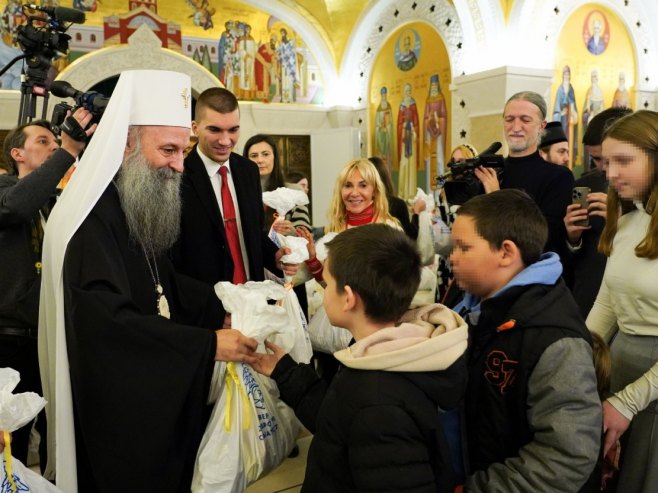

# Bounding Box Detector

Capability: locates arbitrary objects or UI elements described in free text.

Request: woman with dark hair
[369,155,422,239]
[243,134,311,327]
[243,134,312,233]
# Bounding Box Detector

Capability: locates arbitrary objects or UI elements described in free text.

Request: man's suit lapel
[186,148,225,235]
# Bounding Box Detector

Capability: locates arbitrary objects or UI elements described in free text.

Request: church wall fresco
[369,22,451,199]
[0,0,324,104]
[549,3,635,169]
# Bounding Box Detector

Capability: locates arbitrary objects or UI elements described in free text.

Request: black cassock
[62,185,223,492]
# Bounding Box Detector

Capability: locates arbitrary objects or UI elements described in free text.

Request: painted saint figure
[238,23,257,100]
[423,74,447,185]
[397,35,418,72]
[586,18,607,55]
[612,71,631,108]
[277,28,298,103]
[397,83,420,199]
[374,87,395,172]
[217,20,237,90]
[552,65,578,159]
[255,34,278,102]
[582,69,605,128]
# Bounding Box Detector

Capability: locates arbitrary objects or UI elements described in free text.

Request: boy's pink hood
[334,304,468,372]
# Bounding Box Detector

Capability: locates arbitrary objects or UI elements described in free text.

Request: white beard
[116,144,182,256]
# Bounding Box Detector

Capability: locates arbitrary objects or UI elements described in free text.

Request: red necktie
[218,166,247,284]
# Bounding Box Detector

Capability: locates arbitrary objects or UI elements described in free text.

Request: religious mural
[550,4,635,170]
[369,23,450,198]
[0,0,324,104]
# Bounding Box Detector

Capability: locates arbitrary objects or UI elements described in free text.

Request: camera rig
[0,4,85,125]
[437,152,505,206]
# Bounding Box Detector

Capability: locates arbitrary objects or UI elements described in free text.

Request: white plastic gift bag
[0,368,63,493]
[414,188,436,265]
[262,188,310,285]
[307,305,352,354]
[193,281,313,493]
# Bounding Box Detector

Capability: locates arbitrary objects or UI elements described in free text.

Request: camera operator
[0,107,96,470]
[474,91,574,258]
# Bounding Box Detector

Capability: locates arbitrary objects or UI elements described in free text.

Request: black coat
[566,169,608,317]
[388,194,418,240]
[63,185,222,492]
[272,354,466,493]
[503,152,574,258]
[171,147,280,296]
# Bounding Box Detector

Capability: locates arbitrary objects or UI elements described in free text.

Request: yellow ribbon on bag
[224,362,251,432]
[3,430,17,493]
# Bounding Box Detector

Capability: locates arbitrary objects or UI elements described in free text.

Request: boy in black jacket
[450,189,601,491]
[252,224,468,492]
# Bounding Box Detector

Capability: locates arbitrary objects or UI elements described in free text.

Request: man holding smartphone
[563,107,632,316]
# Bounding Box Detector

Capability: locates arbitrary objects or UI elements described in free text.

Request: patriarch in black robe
[39,70,258,493]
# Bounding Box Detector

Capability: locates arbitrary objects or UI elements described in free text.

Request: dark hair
[368,156,395,196]
[2,120,53,175]
[456,189,548,266]
[285,170,307,184]
[325,224,420,323]
[582,107,633,146]
[243,134,284,192]
[195,87,239,120]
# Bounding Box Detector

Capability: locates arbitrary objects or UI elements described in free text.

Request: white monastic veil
[38,70,192,491]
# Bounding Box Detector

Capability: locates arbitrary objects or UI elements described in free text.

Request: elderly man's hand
[474,166,500,193]
[215,329,258,364]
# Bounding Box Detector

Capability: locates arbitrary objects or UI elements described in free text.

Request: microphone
[478,141,502,156]
[24,4,86,24]
[50,80,109,114]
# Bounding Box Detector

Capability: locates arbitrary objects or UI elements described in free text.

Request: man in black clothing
[474,91,574,258]
[0,110,94,469]
[563,107,632,317]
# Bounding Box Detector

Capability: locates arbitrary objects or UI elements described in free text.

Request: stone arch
[56,24,220,98]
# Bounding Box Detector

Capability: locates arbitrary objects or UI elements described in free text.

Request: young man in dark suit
[172,88,296,317]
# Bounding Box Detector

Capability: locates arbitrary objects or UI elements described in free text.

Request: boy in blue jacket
[450,189,601,492]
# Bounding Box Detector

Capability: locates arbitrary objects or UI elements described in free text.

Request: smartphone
[572,187,591,227]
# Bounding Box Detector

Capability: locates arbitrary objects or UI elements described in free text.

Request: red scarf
[346,203,375,227]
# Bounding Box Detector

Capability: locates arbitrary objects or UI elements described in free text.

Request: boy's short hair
[456,189,547,266]
[325,224,420,323]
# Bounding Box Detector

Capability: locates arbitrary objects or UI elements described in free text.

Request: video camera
[439,142,505,205]
[50,81,109,134]
[15,4,85,86]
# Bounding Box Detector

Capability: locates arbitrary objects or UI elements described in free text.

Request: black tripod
[0,52,53,126]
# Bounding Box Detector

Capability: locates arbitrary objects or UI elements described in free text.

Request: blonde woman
[300,158,400,281]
